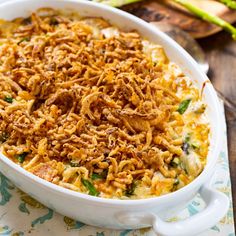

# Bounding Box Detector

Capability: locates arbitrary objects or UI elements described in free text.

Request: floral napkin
[0,102,235,236]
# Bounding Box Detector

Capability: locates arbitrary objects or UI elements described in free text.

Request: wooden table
[199,32,236,225]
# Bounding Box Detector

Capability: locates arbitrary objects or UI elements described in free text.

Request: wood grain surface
[122,0,236,38]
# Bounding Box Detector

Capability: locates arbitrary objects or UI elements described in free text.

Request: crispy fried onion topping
[0,9,204,199]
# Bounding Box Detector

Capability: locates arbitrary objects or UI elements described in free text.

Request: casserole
[0,0,229,235]
[0,7,211,199]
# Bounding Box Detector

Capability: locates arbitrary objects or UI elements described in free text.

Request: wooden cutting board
[122,0,236,38]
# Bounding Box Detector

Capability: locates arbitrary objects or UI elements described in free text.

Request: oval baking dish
[0,0,229,235]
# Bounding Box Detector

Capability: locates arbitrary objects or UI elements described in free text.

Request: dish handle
[152,184,229,236]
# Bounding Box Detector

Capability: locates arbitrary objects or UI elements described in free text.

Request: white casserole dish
[0,0,229,235]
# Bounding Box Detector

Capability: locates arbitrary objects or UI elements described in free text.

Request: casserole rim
[0,0,222,206]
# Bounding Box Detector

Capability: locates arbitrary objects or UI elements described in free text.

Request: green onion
[174,178,180,186]
[81,178,99,196]
[18,37,30,45]
[184,134,190,143]
[91,173,102,180]
[50,18,59,26]
[91,170,108,180]
[16,152,29,163]
[4,96,13,103]
[170,157,180,167]
[125,182,136,197]
[0,132,9,143]
[177,99,191,114]
[70,161,80,167]
[191,142,200,149]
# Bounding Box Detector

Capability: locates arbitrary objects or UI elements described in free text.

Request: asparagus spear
[94,0,236,39]
[174,0,236,39]
[219,0,236,10]
[93,0,142,7]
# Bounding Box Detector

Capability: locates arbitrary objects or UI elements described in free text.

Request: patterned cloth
[0,102,235,236]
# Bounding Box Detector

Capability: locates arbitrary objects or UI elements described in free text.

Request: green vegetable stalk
[0,132,8,143]
[170,157,180,167]
[4,96,13,103]
[125,182,136,196]
[91,170,107,180]
[219,0,236,10]
[177,99,191,114]
[17,37,30,45]
[174,0,236,40]
[93,0,142,7]
[81,178,99,196]
[93,0,236,39]
[16,152,29,163]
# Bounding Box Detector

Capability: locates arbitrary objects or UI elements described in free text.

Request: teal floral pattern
[120,230,132,236]
[63,216,85,230]
[31,209,54,227]
[0,102,234,236]
[0,173,14,205]
[0,226,12,236]
[18,203,30,215]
